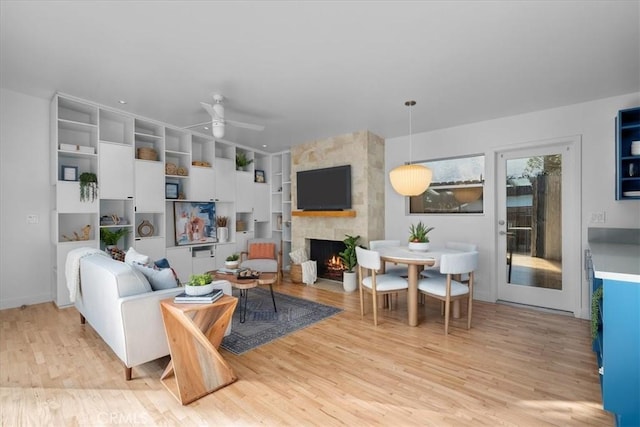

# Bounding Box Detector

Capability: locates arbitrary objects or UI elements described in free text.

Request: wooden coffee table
[212,271,278,323]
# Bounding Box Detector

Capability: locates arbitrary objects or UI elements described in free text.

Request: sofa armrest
[119,287,184,368]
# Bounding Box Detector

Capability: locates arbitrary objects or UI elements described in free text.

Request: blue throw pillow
[154,258,171,269]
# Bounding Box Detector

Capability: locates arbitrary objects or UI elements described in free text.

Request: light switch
[27,214,39,224]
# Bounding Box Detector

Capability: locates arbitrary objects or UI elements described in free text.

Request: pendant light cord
[406,100,416,165]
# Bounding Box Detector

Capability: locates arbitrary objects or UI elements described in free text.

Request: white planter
[343,271,357,292]
[184,283,214,296]
[225,260,239,269]
[408,242,430,252]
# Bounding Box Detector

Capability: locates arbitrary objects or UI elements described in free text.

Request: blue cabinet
[600,278,640,426]
[616,107,640,200]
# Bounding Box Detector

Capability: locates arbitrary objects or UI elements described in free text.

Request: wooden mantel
[292,210,356,218]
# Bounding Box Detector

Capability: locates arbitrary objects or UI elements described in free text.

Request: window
[409,154,485,214]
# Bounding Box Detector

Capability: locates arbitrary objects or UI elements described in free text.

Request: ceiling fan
[185,93,265,139]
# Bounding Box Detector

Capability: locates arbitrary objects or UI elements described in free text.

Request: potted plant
[216,216,229,242]
[408,221,435,252]
[79,172,98,202]
[339,234,361,292]
[235,151,254,171]
[100,227,130,249]
[225,253,240,269]
[185,273,214,296]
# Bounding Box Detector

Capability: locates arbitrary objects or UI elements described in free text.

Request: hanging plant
[79,172,98,202]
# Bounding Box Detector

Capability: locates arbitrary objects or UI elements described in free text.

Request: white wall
[0,88,53,309]
[385,92,640,318]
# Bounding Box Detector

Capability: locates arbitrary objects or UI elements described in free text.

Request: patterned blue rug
[221,287,342,355]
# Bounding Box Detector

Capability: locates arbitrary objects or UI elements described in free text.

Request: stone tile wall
[290,130,385,253]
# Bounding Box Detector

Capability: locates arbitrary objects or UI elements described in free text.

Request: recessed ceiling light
[118,100,127,104]
[204,126,209,130]
[262,144,267,148]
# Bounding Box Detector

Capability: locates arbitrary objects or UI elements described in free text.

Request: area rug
[221,288,342,355]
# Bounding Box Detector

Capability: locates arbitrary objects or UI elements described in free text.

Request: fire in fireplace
[310,239,347,281]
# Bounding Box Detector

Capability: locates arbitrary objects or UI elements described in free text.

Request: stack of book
[174,289,224,304]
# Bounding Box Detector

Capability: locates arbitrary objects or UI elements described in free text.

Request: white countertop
[590,242,640,283]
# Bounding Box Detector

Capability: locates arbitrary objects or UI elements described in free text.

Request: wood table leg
[407,265,418,326]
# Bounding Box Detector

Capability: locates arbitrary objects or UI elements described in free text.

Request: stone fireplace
[309,239,347,281]
[290,131,386,258]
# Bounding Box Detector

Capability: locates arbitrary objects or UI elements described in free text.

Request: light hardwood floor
[0,277,610,426]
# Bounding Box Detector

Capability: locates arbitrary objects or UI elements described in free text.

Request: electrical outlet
[590,211,606,223]
[27,214,39,224]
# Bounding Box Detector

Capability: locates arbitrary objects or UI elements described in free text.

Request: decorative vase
[184,283,214,296]
[408,242,430,252]
[343,271,357,292]
[218,227,229,243]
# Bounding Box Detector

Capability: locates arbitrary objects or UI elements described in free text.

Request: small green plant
[408,221,434,243]
[188,273,213,286]
[79,172,98,202]
[339,234,362,273]
[226,253,239,262]
[100,227,129,246]
[591,286,603,341]
[235,151,254,170]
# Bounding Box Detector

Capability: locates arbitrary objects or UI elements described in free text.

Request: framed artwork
[174,201,216,245]
[61,165,78,181]
[165,183,179,199]
[254,169,265,183]
[409,154,485,214]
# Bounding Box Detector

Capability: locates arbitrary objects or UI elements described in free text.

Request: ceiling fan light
[389,164,432,196]
[212,122,225,139]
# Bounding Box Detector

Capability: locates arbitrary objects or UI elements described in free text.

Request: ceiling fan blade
[226,119,265,132]
[184,119,213,129]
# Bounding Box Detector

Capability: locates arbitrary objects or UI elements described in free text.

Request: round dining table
[376,245,460,326]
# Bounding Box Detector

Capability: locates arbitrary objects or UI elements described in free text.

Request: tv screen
[296,165,351,210]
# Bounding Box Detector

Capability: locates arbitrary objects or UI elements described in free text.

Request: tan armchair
[240,238,282,285]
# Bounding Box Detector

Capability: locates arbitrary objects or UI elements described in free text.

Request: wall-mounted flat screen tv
[296,165,352,211]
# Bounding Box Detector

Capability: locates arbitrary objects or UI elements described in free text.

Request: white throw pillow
[132,262,179,291]
[125,247,150,265]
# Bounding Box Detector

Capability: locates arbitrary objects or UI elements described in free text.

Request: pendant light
[389,100,432,196]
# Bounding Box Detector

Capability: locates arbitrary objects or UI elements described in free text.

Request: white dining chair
[417,250,478,334]
[420,241,478,281]
[356,246,409,326]
[369,240,407,276]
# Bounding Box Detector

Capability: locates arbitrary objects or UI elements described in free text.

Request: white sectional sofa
[75,253,232,380]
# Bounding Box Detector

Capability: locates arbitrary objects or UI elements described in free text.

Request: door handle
[498,231,507,235]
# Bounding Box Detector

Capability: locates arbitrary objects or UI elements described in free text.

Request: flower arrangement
[408,221,435,243]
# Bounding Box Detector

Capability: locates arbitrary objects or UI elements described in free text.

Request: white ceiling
[2,1,639,153]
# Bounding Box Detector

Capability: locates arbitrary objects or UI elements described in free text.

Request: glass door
[496,138,579,313]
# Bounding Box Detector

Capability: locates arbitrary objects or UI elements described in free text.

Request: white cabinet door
[99,143,134,199]
[253,183,270,222]
[165,246,192,284]
[236,171,253,213]
[214,244,236,269]
[190,167,215,201]
[236,231,255,255]
[135,160,164,212]
[134,237,166,262]
[215,158,235,201]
